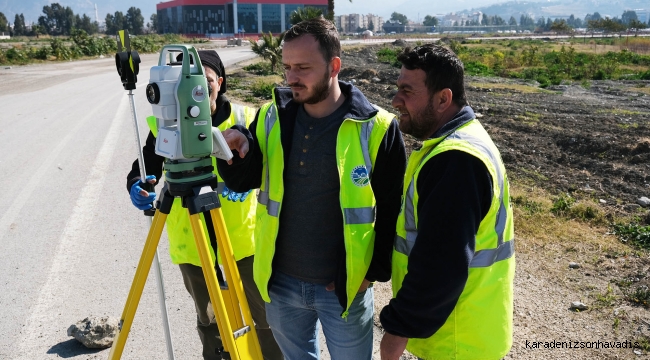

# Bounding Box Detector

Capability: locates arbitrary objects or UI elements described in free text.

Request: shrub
[568,203,602,222]
[377,47,400,68]
[243,62,277,76]
[551,193,575,215]
[624,286,650,308]
[511,195,544,215]
[5,47,28,64]
[612,223,650,250]
[464,61,494,76]
[250,79,276,99]
[50,38,73,60]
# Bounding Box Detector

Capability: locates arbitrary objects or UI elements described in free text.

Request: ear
[217,77,224,87]
[436,88,454,113]
[330,57,341,78]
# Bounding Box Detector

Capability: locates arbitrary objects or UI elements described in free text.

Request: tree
[481,14,489,25]
[75,14,97,34]
[13,14,26,36]
[520,14,534,27]
[149,13,158,33]
[493,15,505,26]
[0,12,7,32]
[550,19,572,33]
[326,0,352,21]
[31,24,44,37]
[509,16,517,26]
[585,12,602,23]
[105,11,126,35]
[390,12,408,25]
[38,3,75,35]
[628,19,647,36]
[249,32,284,73]
[621,10,638,25]
[423,15,438,27]
[126,7,144,35]
[368,19,374,31]
[289,7,323,25]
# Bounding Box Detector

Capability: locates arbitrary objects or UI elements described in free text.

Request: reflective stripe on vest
[394,130,513,268]
[256,105,377,225]
[257,105,281,217]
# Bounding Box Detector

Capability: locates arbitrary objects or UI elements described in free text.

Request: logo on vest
[351,165,370,187]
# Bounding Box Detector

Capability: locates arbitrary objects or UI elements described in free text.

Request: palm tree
[249,32,285,73]
[326,0,352,21]
[290,7,323,26]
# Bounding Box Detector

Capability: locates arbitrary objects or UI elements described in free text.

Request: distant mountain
[0,0,160,24]
[462,0,649,20]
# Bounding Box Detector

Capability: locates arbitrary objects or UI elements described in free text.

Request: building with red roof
[156,0,328,35]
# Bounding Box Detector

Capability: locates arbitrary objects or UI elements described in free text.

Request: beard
[399,96,438,140]
[289,69,331,105]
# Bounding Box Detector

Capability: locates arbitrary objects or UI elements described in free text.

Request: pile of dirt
[340,44,650,216]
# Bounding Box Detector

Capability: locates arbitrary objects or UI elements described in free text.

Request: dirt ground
[231,41,650,359]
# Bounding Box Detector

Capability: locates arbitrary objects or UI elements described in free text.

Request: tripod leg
[108,210,168,360]
[187,211,262,360]
[208,208,263,359]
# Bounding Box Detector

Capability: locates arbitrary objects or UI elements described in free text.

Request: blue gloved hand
[221,186,252,202]
[130,175,157,210]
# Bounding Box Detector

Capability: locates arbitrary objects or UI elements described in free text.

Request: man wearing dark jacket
[217,18,406,359]
[126,50,283,360]
[379,44,515,360]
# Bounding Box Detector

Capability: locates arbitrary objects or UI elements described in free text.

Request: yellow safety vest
[392,119,515,359]
[146,103,258,266]
[253,93,394,317]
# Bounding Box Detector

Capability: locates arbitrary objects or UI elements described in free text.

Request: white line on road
[0,93,120,245]
[16,93,128,358]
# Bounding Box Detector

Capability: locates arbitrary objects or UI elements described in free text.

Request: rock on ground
[67,316,119,349]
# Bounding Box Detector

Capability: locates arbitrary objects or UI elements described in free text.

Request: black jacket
[217,82,406,309]
[380,107,494,338]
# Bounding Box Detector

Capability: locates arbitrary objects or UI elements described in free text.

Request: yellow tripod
[108,178,263,360]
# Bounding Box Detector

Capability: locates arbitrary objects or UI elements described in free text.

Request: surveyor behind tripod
[125,50,283,360]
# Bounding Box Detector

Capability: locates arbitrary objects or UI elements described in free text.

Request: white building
[335,13,383,33]
[633,9,649,24]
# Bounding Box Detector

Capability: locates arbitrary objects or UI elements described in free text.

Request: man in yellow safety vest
[379,44,515,360]
[217,18,407,359]
[126,50,283,360]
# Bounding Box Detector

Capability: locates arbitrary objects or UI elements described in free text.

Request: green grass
[242,62,279,76]
[594,284,618,307]
[250,79,276,99]
[612,223,650,250]
[625,286,650,308]
[511,195,545,215]
[376,47,400,68]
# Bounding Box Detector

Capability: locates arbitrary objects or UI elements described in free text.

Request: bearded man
[217,17,407,360]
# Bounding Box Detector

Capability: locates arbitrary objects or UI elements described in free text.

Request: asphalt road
[0,46,259,360]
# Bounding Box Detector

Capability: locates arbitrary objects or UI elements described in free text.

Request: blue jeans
[265,271,374,360]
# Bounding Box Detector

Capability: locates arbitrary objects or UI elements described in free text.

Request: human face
[282,35,333,104]
[204,67,223,115]
[392,67,438,140]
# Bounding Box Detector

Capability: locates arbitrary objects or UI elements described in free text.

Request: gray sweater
[273,99,352,284]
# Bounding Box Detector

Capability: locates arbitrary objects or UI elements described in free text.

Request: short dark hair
[284,17,340,63]
[397,44,467,107]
